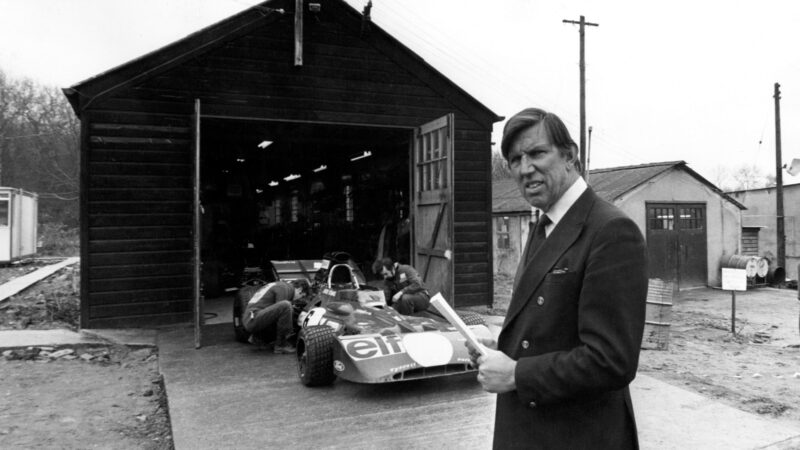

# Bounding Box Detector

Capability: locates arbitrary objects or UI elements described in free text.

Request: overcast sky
[1,0,799,186]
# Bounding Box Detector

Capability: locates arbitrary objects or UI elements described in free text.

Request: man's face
[380,266,394,279]
[506,123,578,212]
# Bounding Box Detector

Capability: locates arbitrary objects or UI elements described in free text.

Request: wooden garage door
[646,203,707,289]
[412,114,454,303]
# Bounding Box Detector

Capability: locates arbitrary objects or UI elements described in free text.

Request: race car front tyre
[457,311,486,327]
[297,325,337,386]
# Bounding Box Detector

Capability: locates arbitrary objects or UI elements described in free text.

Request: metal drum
[755,257,770,279]
[720,255,759,278]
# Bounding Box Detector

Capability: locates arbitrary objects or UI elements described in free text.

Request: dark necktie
[512,214,552,292]
[526,214,551,263]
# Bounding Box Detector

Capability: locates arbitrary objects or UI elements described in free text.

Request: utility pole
[563,15,598,178]
[774,82,786,271]
[586,125,593,183]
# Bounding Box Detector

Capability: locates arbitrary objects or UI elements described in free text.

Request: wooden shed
[63,0,501,332]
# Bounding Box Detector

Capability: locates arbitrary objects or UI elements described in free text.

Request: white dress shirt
[539,176,587,237]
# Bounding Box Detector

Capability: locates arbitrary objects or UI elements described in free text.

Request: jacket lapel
[512,221,535,292]
[502,189,597,330]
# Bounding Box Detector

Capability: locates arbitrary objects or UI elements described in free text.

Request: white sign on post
[721,268,747,291]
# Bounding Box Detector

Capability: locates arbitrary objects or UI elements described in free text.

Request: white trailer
[0,187,38,264]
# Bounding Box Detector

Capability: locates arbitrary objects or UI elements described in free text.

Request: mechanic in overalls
[377,257,430,315]
[243,280,304,354]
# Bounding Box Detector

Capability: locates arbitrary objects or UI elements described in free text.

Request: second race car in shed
[294,252,490,386]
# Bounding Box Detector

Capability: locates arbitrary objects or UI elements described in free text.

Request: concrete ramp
[0,257,79,303]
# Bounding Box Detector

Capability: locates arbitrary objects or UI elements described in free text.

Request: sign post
[722,268,747,335]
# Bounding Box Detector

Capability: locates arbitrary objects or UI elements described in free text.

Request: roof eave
[64,0,287,115]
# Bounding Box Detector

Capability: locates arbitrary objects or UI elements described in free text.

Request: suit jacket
[494,187,648,450]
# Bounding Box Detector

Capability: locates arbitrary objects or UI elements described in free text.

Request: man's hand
[466,337,496,367]
[392,291,402,302]
[466,337,516,394]
[476,348,517,394]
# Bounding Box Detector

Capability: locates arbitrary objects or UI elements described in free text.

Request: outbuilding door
[646,203,707,289]
[412,115,454,303]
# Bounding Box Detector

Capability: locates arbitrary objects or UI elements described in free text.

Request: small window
[0,200,8,227]
[344,184,354,223]
[679,207,704,230]
[496,217,511,249]
[273,199,282,225]
[648,207,674,231]
[291,192,300,223]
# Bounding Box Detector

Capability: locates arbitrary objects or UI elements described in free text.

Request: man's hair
[291,278,310,296]
[372,257,394,275]
[500,108,581,173]
[379,257,394,271]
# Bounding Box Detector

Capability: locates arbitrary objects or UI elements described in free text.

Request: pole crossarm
[562,19,599,27]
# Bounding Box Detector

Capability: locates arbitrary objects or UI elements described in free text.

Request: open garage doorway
[197,117,413,326]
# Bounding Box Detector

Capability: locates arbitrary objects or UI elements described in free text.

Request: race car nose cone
[402,333,453,367]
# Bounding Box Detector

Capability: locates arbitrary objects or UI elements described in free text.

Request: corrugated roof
[588,161,680,201]
[493,160,746,213]
[492,178,530,214]
[727,181,800,195]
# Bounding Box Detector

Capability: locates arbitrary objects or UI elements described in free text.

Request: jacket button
[529,401,537,408]
[521,340,530,349]
[537,296,545,306]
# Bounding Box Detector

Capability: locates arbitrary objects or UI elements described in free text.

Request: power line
[221,0,644,167]
[372,2,642,166]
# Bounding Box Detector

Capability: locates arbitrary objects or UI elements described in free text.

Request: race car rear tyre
[457,311,486,326]
[233,285,258,343]
[297,325,337,386]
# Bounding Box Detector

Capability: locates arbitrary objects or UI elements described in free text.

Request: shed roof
[63,0,501,125]
[493,160,746,214]
[727,181,800,196]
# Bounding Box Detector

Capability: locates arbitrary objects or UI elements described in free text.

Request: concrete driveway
[159,323,495,449]
[158,316,800,449]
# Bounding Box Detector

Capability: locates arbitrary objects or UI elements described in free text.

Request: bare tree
[729,164,772,192]
[710,165,733,191]
[492,149,510,180]
[0,69,79,226]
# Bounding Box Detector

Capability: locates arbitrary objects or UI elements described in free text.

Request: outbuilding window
[679,207,704,230]
[648,207,674,230]
[496,216,510,249]
[0,198,8,227]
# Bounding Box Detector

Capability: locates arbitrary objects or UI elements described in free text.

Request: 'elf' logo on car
[344,335,404,360]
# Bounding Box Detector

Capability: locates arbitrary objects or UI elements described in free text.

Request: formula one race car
[295,252,490,386]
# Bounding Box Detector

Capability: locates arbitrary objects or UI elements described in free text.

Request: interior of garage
[199,118,413,297]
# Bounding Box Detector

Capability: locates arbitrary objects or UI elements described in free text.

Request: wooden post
[193,99,203,349]
[294,0,304,66]
[774,82,785,270]
[731,290,736,334]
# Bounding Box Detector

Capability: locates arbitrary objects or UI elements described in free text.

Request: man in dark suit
[469,108,648,449]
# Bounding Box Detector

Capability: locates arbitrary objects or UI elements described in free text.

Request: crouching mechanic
[378,257,430,315]
[243,280,305,354]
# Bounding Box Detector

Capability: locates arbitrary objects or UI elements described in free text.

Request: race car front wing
[332,328,488,383]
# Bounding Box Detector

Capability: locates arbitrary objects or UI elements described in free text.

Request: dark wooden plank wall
[84,111,194,327]
[84,4,493,326]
